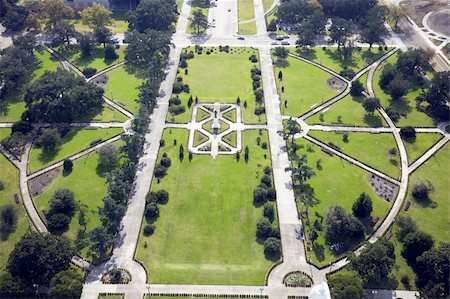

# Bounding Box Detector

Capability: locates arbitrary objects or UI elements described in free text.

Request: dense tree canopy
[23,69,103,123]
[2,4,30,31]
[328,271,365,299]
[48,269,84,298]
[319,0,376,20]
[36,0,74,30]
[127,0,176,32]
[8,232,75,285]
[402,231,434,262]
[352,193,373,218]
[80,3,113,30]
[125,29,172,66]
[325,206,364,245]
[421,71,449,121]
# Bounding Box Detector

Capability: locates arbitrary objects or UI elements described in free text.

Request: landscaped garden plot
[170,47,265,124]
[308,131,400,179]
[274,55,342,116]
[32,141,123,259]
[292,138,391,267]
[296,47,388,74]
[306,95,387,127]
[403,133,442,164]
[187,0,209,34]
[29,127,124,173]
[372,53,435,127]
[102,65,144,115]
[238,0,256,35]
[0,153,28,274]
[55,45,126,72]
[136,129,277,285]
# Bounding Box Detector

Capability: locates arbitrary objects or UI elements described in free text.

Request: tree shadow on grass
[296,48,317,61]
[274,60,290,68]
[37,129,80,165]
[324,49,358,70]
[361,49,384,65]
[364,113,384,127]
[0,226,16,241]
[312,243,325,262]
[388,98,412,116]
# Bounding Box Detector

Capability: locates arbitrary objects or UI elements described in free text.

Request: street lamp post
[146,286,151,299]
[260,287,264,298]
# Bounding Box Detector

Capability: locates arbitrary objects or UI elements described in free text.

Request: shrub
[49,189,76,216]
[145,202,159,220]
[255,106,265,116]
[256,218,273,239]
[154,164,167,179]
[264,237,281,259]
[63,159,73,172]
[155,190,169,204]
[402,231,434,262]
[143,224,155,236]
[0,204,18,229]
[253,187,268,204]
[104,44,119,60]
[37,128,61,152]
[179,59,188,68]
[267,187,277,201]
[352,193,373,218]
[168,105,186,115]
[339,69,356,80]
[261,174,272,187]
[400,126,416,140]
[263,166,271,175]
[263,202,275,222]
[412,182,432,201]
[82,67,97,78]
[47,213,70,233]
[160,157,172,168]
[350,80,364,97]
[169,97,182,106]
[172,82,184,94]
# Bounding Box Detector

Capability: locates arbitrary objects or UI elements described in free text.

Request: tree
[351,238,396,288]
[325,206,364,245]
[388,73,408,100]
[352,193,373,218]
[350,80,364,97]
[296,26,316,49]
[80,3,113,30]
[8,232,75,284]
[145,202,159,219]
[24,69,103,123]
[362,97,380,114]
[396,215,417,241]
[379,63,397,89]
[423,71,449,121]
[127,0,177,32]
[49,188,76,216]
[256,217,273,239]
[285,155,315,185]
[397,49,431,79]
[402,231,434,262]
[415,243,450,298]
[399,126,416,140]
[125,29,172,66]
[36,0,74,30]
[273,47,288,61]
[48,269,83,299]
[2,4,30,31]
[37,128,61,152]
[263,202,274,222]
[77,32,96,57]
[320,0,375,20]
[388,5,411,29]
[360,6,389,48]
[264,237,281,259]
[88,226,115,261]
[0,272,30,297]
[52,22,77,46]
[47,212,71,233]
[0,204,18,233]
[98,143,119,171]
[253,187,268,204]
[189,9,208,34]
[63,159,73,172]
[328,271,365,299]
[412,181,432,201]
[95,26,113,47]
[329,18,353,50]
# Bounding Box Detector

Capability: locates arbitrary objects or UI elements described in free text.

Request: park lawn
[78,102,129,123]
[372,53,435,127]
[55,45,126,73]
[296,47,388,74]
[33,49,62,79]
[274,55,341,117]
[0,128,11,141]
[0,153,29,275]
[171,47,265,124]
[28,127,124,173]
[239,0,255,21]
[292,138,391,267]
[103,65,144,115]
[403,133,442,165]
[262,0,274,12]
[136,129,277,285]
[391,143,450,289]
[359,71,368,91]
[33,141,124,259]
[187,0,209,34]
[306,95,387,127]
[308,131,400,179]
[70,12,128,34]
[239,21,257,35]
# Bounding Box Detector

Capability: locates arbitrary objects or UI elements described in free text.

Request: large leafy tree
[352,193,373,218]
[36,0,74,30]
[328,271,365,299]
[2,4,30,31]
[80,3,113,30]
[189,9,208,34]
[48,269,83,298]
[360,6,389,48]
[351,238,396,288]
[329,18,354,50]
[125,29,172,66]
[23,69,103,123]
[127,0,176,32]
[88,226,115,261]
[422,71,449,121]
[8,232,75,285]
[325,206,364,245]
[402,230,434,262]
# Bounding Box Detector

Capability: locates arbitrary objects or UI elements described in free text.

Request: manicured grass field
[33,49,62,79]
[103,65,144,115]
[136,129,276,285]
[292,138,390,267]
[55,45,126,72]
[372,53,434,127]
[0,153,29,274]
[262,0,274,12]
[296,47,388,74]
[403,133,442,165]
[33,141,124,259]
[238,0,257,34]
[79,103,129,123]
[306,95,387,127]
[274,55,341,117]
[171,47,265,124]
[70,11,128,34]
[390,143,450,289]
[239,21,257,35]
[29,127,123,173]
[0,128,11,141]
[308,131,400,179]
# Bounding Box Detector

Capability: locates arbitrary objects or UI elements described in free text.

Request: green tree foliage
[2,4,30,31]
[412,181,432,201]
[36,0,74,30]
[0,204,18,234]
[362,97,381,114]
[63,159,73,172]
[95,26,113,47]
[0,272,30,297]
[276,0,313,23]
[351,238,396,288]
[264,237,281,259]
[320,0,375,20]
[145,202,159,219]
[273,47,288,61]
[360,6,389,48]
[396,48,430,79]
[98,143,120,171]
[325,206,364,245]
[190,9,208,34]
[329,18,353,50]
[388,73,408,100]
[395,215,417,241]
[88,226,115,261]
[24,69,103,123]
[256,217,273,239]
[77,32,96,57]
[125,29,172,66]
[127,0,177,32]
[402,231,434,262]
[420,71,449,121]
[47,212,71,233]
[352,193,373,218]
[52,22,77,46]
[49,188,76,216]
[328,271,365,299]
[80,3,113,30]
[104,44,118,60]
[350,80,364,97]
[399,126,416,140]
[8,232,75,284]
[48,269,83,299]
[37,128,61,152]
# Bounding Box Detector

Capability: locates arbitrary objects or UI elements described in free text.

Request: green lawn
[0,128,11,141]
[28,128,124,173]
[239,21,257,35]
[306,95,387,127]
[292,138,391,267]
[391,143,450,289]
[308,131,400,179]
[187,0,209,34]
[372,53,435,127]
[33,141,124,259]
[136,129,276,285]
[238,0,257,35]
[55,45,126,73]
[70,11,128,34]
[275,55,341,117]
[34,49,62,79]
[171,47,265,124]
[262,0,274,12]
[0,153,29,274]
[103,65,144,115]
[296,47,388,74]
[403,133,442,165]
